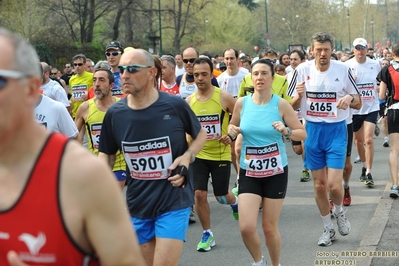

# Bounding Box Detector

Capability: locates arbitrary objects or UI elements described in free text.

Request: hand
[272,121,288,135]
[7,251,29,266]
[81,92,88,101]
[219,135,232,146]
[337,95,352,110]
[228,125,241,138]
[296,81,305,98]
[167,152,190,188]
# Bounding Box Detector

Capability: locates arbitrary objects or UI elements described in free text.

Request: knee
[240,222,257,237]
[364,136,374,146]
[262,222,279,238]
[292,145,303,155]
[314,180,327,194]
[344,160,352,172]
[195,190,207,203]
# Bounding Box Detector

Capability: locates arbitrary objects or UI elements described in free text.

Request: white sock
[362,162,366,168]
[232,196,238,205]
[321,214,333,230]
[334,204,343,214]
[253,256,264,266]
[384,136,389,141]
[366,169,371,175]
[343,181,349,189]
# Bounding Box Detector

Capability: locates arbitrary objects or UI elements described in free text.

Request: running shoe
[300,169,311,182]
[343,187,351,206]
[334,209,351,236]
[251,256,266,266]
[374,125,380,137]
[359,167,366,182]
[232,186,238,197]
[365,173,374,186]
[390,185,399,198]
[231,203,239,220]
[197,232,215,252]
[354,156,361,164]
[318,228,336,247]
[383,139,390,147]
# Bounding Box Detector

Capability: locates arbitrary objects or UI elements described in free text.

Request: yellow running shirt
[69,71,93,118]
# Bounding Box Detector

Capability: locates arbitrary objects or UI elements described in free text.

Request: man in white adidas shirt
[346,38,381,187]
[289,32,361,247]
[40,62,71,114]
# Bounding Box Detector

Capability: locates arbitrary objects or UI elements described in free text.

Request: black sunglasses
[263,58,277,63]
[354,46,366,51]
[118,64,152,74]
[74,63,83,66]
[105,51,122,57]
[0,70,26,89]
[183,58,196,64]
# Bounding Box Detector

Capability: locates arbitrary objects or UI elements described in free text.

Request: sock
[232,196,238,205]
[253,256,264,266]
[343,181,349,189]
[366,169,371,175]
[334,204,343,214]
[384,136,389,141]
[321,214,333,230]
[204,229,212,235]
[362,162,366,168]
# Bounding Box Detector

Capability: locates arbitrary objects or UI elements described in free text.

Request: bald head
[41,62,50,73]
[120,49,155,66]
[182,47,199,75]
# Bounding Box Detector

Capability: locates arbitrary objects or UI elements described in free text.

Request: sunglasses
[263,58,277,63]
[65,66,71,68]
[355,46,366,51]
[183,58,196,64]
[105,51,122,57]
[74,63,83,66]
[0,70,26,89]
[118,64,152,74]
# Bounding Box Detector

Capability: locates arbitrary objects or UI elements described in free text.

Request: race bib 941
[122,137,173,180]
[244,143,284,178]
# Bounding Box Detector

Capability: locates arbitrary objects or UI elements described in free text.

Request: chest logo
[19,232,46,256]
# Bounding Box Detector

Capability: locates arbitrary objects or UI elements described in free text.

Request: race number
[89,122,102,150]
[244,143,284,178]
[197,114,221,140]
[357,83,374,101]
[71,85,87,101]
[305,91,337,118]
[122,137,173,180]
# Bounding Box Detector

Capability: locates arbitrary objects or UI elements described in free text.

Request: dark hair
[223,48,239,58]
[251,59,275,76]
[153,55,162,88]
[193,57,213,74]
[279,53,289,64]
[72,53,87,63]
[200,50,213,59]
[241,58,252,65]
[258,47,277,58]
[289,49,305,61]
[331,53,338,60]
[94,68,114,84]
[311,32,334,48]
[275,64,286,72]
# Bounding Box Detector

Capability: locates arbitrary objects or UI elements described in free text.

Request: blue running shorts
[304,120,347,170]
[131,207,191,245]
[113,170,127,181]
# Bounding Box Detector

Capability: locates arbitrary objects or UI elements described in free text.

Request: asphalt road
[178,133,398,266]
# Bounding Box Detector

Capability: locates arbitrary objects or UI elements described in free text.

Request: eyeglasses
[118,64,152,74]
[355,46,366,51]
[50,72,57,75]
[263,58,277,63]
[105,51,122,57]
[183,58,196,64]
[74,63,83,66]
[0,70,26,89]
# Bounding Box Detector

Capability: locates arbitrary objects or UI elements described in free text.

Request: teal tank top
[240,94,288,178]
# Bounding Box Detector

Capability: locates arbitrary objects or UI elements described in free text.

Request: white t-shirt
[345,57,381,115]
[175,66,185,77]
[35,95,78,138]
[288,60,359,123]
[179,73,197,99]
[41,79,70,107]
[217,67,249,97]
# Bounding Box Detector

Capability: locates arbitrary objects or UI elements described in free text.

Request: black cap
[219,62,226,69]
[105,41,124,53]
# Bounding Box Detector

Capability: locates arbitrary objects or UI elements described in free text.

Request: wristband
[228,134,237,141]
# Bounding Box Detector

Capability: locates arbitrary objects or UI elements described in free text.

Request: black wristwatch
[228,134,237,141]
[350,94,355,103]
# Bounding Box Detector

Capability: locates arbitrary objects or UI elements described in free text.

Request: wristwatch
[350,94,355,103]
[228,134,237,141]
[284,127,292,137]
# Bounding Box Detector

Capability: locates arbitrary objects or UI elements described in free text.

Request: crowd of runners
[1,27,399,266]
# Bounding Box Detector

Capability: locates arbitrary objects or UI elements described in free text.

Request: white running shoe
[318,228,336,246]
[334,209,351,236]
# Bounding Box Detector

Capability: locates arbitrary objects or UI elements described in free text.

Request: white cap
[353,38,367,47]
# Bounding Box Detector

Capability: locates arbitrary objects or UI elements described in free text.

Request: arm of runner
[64,143,145,266]
[74,101,89,144]
[349,93,362,110]
[289,81,305,110]
[228,97,243,138]
[379,81,388,100]
[278,99,307,142]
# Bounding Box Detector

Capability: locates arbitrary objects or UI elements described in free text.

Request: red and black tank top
[0,133,100,265]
